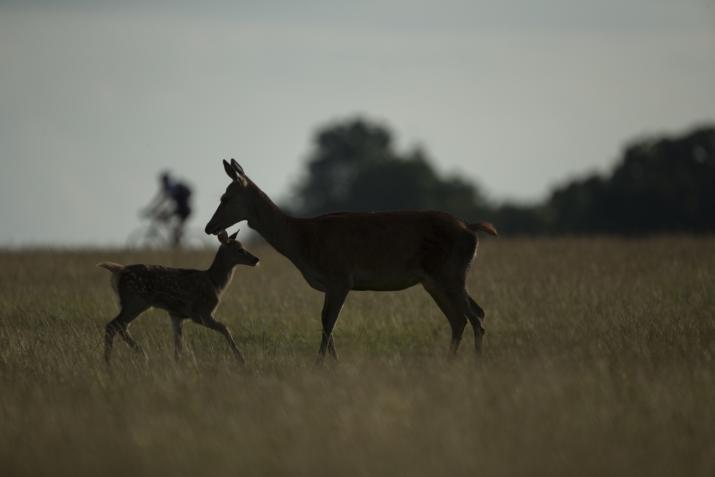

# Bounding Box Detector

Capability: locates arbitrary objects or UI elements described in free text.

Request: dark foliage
[290,118,715,235]
[541,125,715,234]
[290,118,490,222]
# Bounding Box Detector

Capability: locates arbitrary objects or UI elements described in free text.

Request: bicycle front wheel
[126,224,171,249]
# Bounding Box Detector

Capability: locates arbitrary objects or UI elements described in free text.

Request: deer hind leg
[104,299,149,364]
[466,294,486,355]
[170,315,184,360]
[423,281,467,358]
[317,288,349,363]
[195,314,244,364]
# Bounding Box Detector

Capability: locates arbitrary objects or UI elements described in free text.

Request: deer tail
[467,222,498,236]
[97,262,125,274]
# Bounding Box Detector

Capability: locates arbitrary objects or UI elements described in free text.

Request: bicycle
[126,212,212,250]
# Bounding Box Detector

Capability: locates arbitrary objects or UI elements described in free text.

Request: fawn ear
[223,159,238,181]
[229,230,239,241]
[217,230,229,244]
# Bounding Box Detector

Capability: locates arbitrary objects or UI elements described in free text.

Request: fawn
[98,230,259,364]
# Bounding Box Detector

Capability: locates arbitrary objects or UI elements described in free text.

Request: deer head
[216,229,259,267]
[205,159,252,235]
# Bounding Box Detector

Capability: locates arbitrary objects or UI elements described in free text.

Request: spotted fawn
[98,230,259,364]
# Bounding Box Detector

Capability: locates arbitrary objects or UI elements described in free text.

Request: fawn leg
[104,299,148,364]
[195,314,244,364]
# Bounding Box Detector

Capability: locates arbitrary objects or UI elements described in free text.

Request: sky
[1,0,714,246]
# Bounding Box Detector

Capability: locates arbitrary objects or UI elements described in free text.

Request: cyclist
[141,171,193,247]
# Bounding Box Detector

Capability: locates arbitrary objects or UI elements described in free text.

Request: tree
[538,124,715,234]
[290,117,490,221]
[604,127,715,233]
[290,118,715,235]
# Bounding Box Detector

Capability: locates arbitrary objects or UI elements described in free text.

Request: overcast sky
[1,0,714,246]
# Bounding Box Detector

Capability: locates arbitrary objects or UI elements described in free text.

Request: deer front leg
[317,287,349,363]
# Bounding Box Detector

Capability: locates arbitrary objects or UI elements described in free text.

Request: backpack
[172,182,192,202]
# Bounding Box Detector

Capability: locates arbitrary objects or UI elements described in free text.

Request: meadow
[0,237,713,476]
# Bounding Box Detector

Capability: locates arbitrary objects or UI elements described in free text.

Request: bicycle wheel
[180,228,213,250]
[126,224,171,249]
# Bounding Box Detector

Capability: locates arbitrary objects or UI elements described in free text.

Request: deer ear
[217,230,229,244]
[229,230,238,241]
[230,159,248,186]
[223,159,238,181]
[230,158,245,176]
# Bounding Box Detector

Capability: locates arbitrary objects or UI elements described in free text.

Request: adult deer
[205,159,497,361]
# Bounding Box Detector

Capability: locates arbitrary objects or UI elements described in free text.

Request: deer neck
[245,182,299,260]
[207,249,236,291]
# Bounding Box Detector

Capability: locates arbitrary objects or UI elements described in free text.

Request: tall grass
[0,237,713,476]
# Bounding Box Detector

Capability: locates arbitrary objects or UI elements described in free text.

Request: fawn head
[205,159,252,235]
[216,230,260,267]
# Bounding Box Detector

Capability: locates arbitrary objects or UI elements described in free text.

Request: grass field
[0,237,713,476]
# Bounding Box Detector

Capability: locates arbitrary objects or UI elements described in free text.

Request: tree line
[288,118,715,235]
